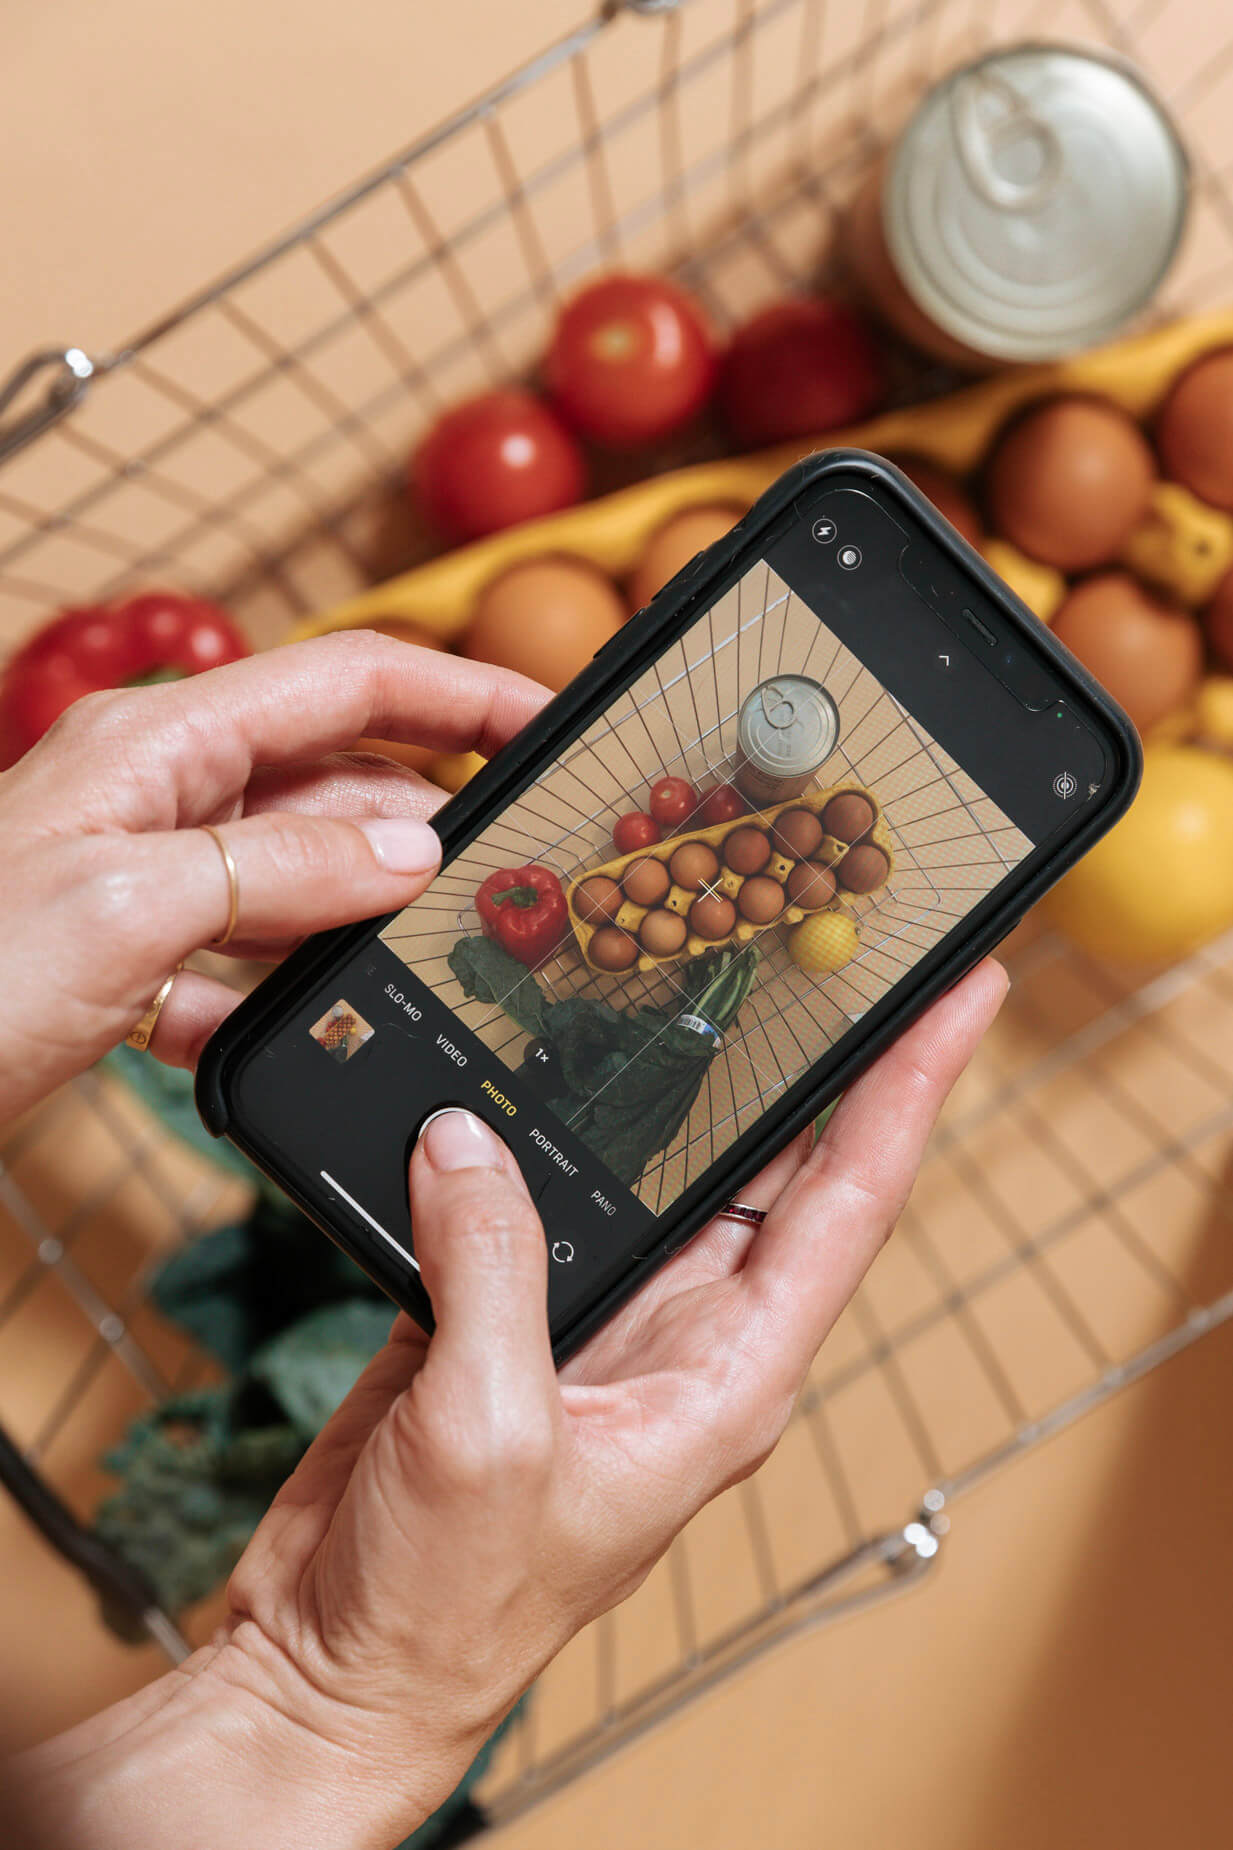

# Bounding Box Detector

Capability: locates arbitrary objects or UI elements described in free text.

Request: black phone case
[196,449,1142,1361]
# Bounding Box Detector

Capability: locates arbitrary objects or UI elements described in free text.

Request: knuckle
[895,1046,938,1110]
[491,1411,556,1485]
[262,816,352,888]
[328,625,384,657]
[46,687,136,749]
[322,626,399,678]
[713,1389,794,1489]
[78,841,148,932]
[70,841,168,966]
[435,1177,546,1269]
[403,1395,553,1498]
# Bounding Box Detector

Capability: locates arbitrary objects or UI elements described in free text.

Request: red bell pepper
[0,589,248,767]
[475,864,568,967]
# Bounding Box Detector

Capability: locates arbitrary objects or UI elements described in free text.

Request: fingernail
[357,817,440,874]
[421,1108,503,1173]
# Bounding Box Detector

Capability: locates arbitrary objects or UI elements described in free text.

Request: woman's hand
[18,961,1004,1850]
[1,624,1007,1848]
[0,630,546,1120]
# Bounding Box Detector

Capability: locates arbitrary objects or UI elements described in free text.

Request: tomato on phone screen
[613,811,661,854]
[648,777,698,828]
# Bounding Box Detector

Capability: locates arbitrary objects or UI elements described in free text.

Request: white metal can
[849,44,1190,368]
[733,676,840,806]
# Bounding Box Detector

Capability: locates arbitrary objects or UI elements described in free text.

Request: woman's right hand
[0,630,547,1121]
[22,959,1004,1850]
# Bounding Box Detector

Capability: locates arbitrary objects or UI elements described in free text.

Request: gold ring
[125,968,180,1052]
[201,825,240,947]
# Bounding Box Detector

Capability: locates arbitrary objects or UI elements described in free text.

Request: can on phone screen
[846,43,1189,369]
[733,676,840,806]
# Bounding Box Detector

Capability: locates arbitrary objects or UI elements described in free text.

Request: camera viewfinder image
[380,559,1032,1209]
[309,999,376,1064]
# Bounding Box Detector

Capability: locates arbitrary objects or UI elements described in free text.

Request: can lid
[739,677,838,773]
[883,44,1190,363]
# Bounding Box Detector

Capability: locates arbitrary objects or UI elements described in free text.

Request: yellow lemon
[1042,745,1233,963]
[788,908,859,974]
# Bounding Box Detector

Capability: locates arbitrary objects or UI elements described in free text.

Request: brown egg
[1158,348,1233,510]
[890,455,983,548]
[736,875,785,924]
[1052,572,1204,734]
[628,505,743,612]
[622,856,671,907]
[787,860,838,910]
[639,908,688,957]
[821,792,876,843]
[689,893,737,941]
[574,875,623,924]
[1205,567,1233,672]
[464,557,625,690]
[723,825,772,876]
[987,397,1156,571]
[836,843,890,894]
[770,807,824,861]
[669,841,721,890]
[589,925,639,972]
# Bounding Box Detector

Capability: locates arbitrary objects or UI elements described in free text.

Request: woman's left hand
[0,630,546,1121]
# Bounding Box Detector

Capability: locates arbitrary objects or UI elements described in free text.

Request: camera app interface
[380,557,1033,1213]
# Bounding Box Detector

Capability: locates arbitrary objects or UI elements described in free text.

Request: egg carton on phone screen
[565,783,895,975]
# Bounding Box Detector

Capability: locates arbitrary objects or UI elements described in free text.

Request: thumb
[410,1109,557,1419]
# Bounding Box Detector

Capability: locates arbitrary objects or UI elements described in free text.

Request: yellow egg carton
[567,782,895,975]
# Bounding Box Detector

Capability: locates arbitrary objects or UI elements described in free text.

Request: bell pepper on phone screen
[475,865,569,967]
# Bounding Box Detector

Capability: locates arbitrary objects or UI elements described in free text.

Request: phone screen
[228,484,1111,1328]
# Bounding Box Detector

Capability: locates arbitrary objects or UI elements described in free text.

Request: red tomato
[545,275,718,448]
[697,784,747,828]
[719,299,887,448]
[0,591,248,766]
[412,389,586,543]
[649,776,699,829]
[613,811,662,855]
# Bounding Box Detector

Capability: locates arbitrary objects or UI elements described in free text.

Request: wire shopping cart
[3,0,1233,1829]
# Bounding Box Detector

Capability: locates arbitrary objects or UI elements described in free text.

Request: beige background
[2,3,1233,1848]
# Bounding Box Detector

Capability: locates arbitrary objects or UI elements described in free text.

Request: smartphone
[197,451,1141,1361]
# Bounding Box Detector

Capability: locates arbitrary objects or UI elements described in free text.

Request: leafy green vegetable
[449,936,759,1184]
[448,935,549,1038]
[150,1189,382,1373]
[93,1300,394,1614]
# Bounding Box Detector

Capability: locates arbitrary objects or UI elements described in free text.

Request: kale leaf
[449,935,759,1184]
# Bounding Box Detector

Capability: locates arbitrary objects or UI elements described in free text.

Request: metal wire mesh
[3,0,1233,1822]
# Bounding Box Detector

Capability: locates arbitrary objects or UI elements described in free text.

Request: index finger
[740,959,1009,1384]
[22,631,549,826]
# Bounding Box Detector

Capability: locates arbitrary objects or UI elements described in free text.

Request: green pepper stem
[490,885,543,910]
